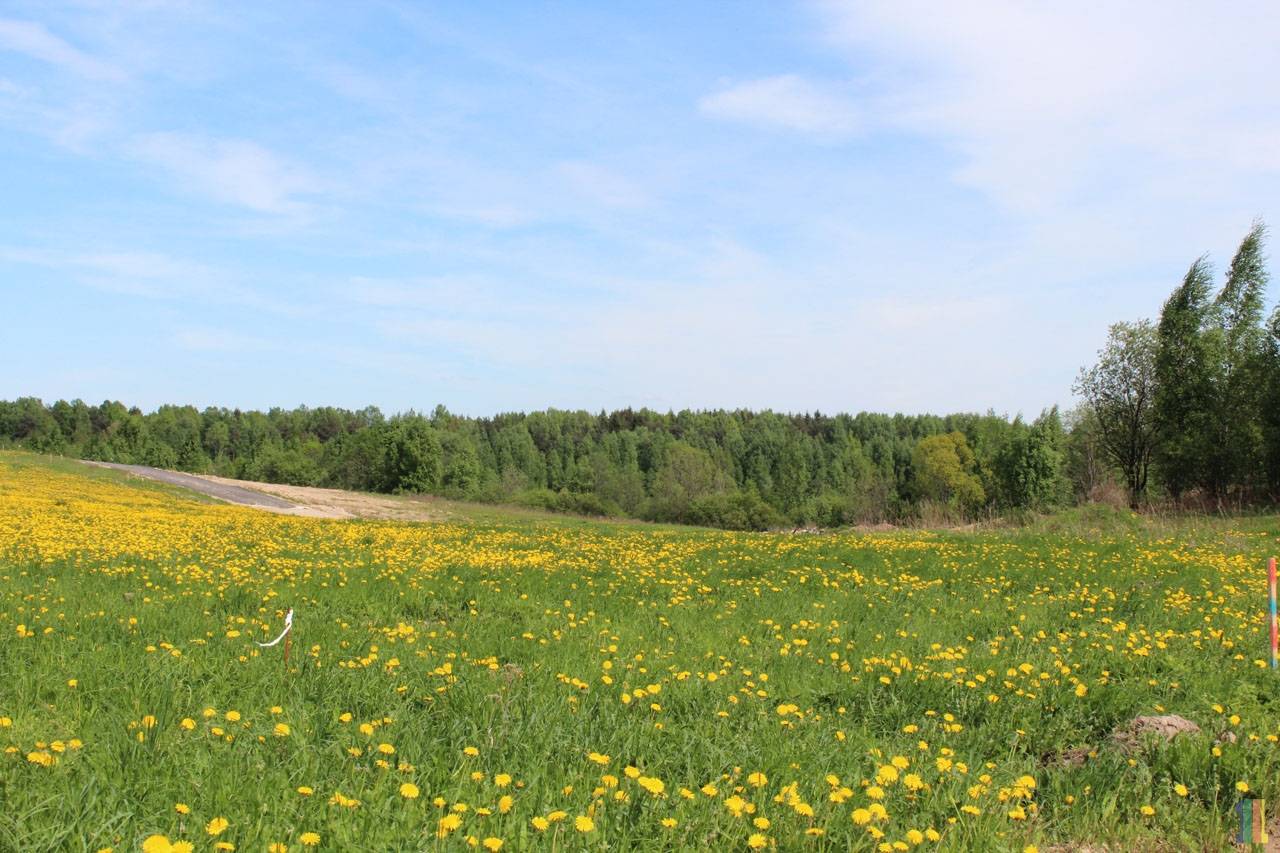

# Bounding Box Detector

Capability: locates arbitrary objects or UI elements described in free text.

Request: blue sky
[2,1,1278,417]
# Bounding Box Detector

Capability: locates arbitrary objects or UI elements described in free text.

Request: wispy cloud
[815,0,1280,213]
[556,161,647,208]
[132,132,319,214]
[0,245,311,317]
[0,247,207,298]
[0,18,126,82]
[172,326,274,353]
[699,74,859,134]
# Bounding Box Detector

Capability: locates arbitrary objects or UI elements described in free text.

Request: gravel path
[88,462,300,510]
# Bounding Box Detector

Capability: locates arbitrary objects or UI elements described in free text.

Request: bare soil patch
[1110,714,1201,752]
[195,474,452,522]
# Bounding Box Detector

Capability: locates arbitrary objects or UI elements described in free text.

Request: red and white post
[1269,557,1277,670]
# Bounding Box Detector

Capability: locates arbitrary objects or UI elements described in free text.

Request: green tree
[1263,305,1280,496]
[1063,405,1111,501]
[1206,221,1269,501]
[911,432,985,515]
[385,417,441,493]
[646,442,731,520]
[997,408,1068,511]
[1074,321,1158,508]
[1153,257,1216,498]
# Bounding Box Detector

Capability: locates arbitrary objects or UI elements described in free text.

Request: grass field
[2,451,1279,852]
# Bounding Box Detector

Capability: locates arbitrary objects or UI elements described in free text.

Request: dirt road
[88,462,302,510]
[84,461,448,521]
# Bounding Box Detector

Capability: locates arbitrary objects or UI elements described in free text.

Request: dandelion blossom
[141,837,171,853]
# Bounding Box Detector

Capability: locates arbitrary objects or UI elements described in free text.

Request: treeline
[6,224,1267,529]
[1075,221,1275,509]
[0,398,1091,529]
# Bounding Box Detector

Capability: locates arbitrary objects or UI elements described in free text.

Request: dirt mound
[1110,715,1200,751]
[1045,745,1093,768]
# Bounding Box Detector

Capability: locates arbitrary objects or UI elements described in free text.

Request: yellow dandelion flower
[141,837,171,853]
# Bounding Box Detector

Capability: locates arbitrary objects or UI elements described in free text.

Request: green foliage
[645,442,732,520]
[911,432,985,516]
[384,416,441,493]
[1074,320,1159,508]
[1062,406,1115,501]
[512,487,619,518]
[0,396,1118,526]
[1205,221,1270,499]
[245,443,322,486]
[995,409,1069,511]
[1153,257,1216,498]
[681,489,787,531]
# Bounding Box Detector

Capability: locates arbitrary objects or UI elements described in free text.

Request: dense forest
[1,223,1272,530]
[1,398,1079,528]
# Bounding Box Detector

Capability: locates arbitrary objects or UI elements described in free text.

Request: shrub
[682,491,788,531]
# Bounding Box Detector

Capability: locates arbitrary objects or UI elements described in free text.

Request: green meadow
[2,451,1279,852]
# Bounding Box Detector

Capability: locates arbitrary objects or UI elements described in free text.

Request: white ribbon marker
[256,608,294,647]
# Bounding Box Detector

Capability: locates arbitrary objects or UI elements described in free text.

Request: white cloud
[698,74,859,134]
[132,132,319,214]
[0,18,125,82]
[814,0,1280,212]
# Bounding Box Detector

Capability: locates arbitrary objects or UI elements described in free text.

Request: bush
[682,491,788,531]
[513,488,619,518]
[798,493,857,527]
[244,446,322,486]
